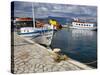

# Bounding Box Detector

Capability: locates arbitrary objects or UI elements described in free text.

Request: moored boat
[16,4,54,46]
[70,18,97,31]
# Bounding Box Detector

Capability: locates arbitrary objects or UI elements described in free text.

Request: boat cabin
[72,22,95,27]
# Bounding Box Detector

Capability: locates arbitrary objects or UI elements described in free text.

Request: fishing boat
[70,18,97,31]
[16,4,54,46]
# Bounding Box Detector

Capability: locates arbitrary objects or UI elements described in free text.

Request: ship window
[81,24,83,26]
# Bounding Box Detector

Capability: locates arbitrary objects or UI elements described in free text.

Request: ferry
[70,19,97,31]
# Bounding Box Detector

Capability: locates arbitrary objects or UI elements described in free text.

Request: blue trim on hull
[18,29,53,35]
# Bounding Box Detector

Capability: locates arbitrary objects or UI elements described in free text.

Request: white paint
[20,27,35,33]
[72,22,94,27]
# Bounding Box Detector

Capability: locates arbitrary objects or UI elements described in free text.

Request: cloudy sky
[12,1,97,18]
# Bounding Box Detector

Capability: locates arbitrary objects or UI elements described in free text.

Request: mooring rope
[84,61,97,65]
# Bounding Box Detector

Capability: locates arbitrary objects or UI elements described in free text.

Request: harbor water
[51,28,97,68]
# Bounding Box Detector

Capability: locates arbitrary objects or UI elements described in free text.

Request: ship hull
[69,26,97,31]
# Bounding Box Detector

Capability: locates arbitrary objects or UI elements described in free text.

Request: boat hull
[18,29,53,36]
[32,31,53,46]
[18,30,54,46]
[69,26,97,31]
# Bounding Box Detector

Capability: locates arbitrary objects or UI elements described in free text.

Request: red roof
[16,18,32,21]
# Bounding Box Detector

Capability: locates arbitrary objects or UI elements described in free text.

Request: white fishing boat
[32,28,54,46]
[17,4,54,46]
[70,18,97,31]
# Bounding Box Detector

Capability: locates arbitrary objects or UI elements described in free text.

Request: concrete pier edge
[11,33,93,74]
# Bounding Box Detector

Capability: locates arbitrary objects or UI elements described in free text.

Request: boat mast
[32,3,35,28]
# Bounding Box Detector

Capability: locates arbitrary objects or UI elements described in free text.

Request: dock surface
[11,32,92,74]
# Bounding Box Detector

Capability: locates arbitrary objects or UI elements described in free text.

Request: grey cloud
[13,1,97,18]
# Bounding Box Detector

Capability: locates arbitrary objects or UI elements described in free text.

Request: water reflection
[51,28,97,68]
[71,29,94,40]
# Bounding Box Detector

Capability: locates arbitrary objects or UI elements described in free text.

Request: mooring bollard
[53,48,61,53]
[50,48,68,62]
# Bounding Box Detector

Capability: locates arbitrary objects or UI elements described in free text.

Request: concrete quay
[11,32,92,74]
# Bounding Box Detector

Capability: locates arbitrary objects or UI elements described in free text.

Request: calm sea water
[51,28,97,68]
